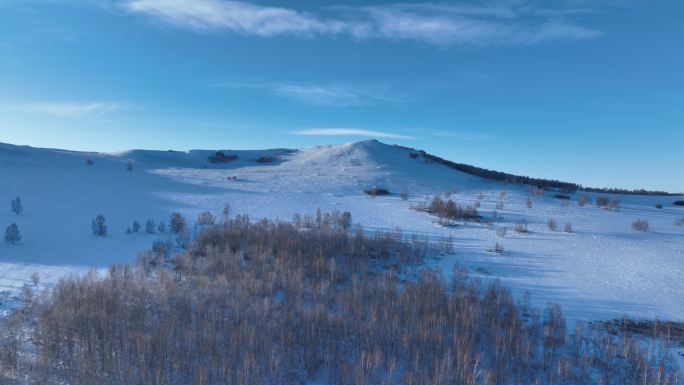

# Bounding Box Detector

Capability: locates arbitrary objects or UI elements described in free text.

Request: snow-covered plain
[1,140,683,321]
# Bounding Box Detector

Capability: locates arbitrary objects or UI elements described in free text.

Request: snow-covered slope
[1,140,683,321]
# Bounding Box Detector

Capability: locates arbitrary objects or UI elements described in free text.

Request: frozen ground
[1,140,683,321]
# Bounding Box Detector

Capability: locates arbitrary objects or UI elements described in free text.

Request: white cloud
[292,128,414,139]
[123,0,601,47]
[215,81,404,107]
[2,102,122,118]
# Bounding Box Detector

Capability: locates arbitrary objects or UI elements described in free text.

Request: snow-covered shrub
[564,222,574,233]
[256,155,273,163]
[4,223,21,244]
[157,221,166,233]
[91,215,107,236]
[126,160,134,172]
[494,242,504,254]
[132,221,141,233]
[526,197,533,208]
[655,203,663,209]
[169,212,186,233]
[10,196,23,215]
[419,195,479,221]
[577,195,589,206]
[496,226,507,238]
[631,219,650,232]
[596,196,610,207]
[400,190,409,201]
[364,187,390,196]
[548,218,558,231]
[514,220,529,233]
[85,158,94,166]
[675,217,684,226]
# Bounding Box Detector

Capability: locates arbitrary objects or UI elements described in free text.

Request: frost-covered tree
[170,213,186,234]
[4,223,21,244]
[145,220,155,234]
[158,221,166,233]
[91,215,107,236]
[132,221,141,233]
[340,211,352,230]
[11,196,23,215]
[197,211,215,226]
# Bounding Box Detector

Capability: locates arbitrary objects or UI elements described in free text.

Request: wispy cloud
[292,128,414,140]
[2,101,123,118]
[122,0,601,47]
[215,81,404,107]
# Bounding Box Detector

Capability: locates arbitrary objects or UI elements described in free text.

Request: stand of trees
[396,144,683,196]
[0,214,678,385]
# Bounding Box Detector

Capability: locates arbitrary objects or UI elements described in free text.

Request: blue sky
[0,0,682,192]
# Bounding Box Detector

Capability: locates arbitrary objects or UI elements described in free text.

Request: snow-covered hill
[1,140,683,321]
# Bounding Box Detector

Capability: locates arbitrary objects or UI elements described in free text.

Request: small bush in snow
[607,199,621,211]
[91,215,107,236]
[170,213,186,234]
[526,198,533,209]
[31,272,40,287]
[494,242,504,254]
[547,218,558,232]
[145,220,156,234]
[496,226,507,238]
[577,195,589,207]
[400,191,409,201]
[631,219,650,232]
[495,201,504,210]
[126,160,134,172]
[364,187,390,197]
[85,158,94,166]
[564,222,573,233]
[673,200,684,206]
[158,221,166,233]
[595,196,610,207]
[4,223,21,244]
[674,217,684,226]
[655,203,663,209]
[256,155,273,163]
[11,196,23,215]
[514,220,529,234]
[223,203,231,219]
[132,221,141,233]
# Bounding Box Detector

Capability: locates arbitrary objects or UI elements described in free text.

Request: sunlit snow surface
[1,140,682,321]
